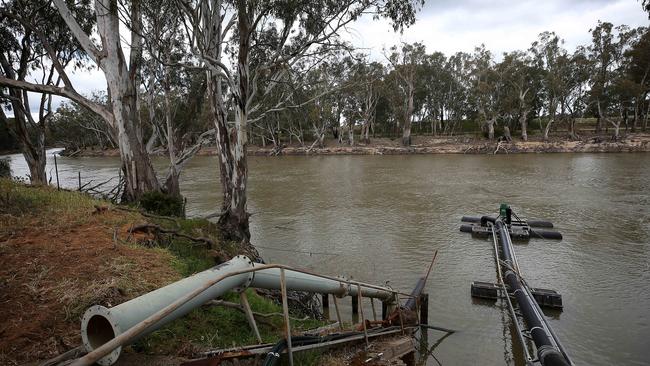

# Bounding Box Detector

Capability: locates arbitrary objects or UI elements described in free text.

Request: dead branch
[38,345,86,366]
[129,223,215,248]
[113,206,180,228]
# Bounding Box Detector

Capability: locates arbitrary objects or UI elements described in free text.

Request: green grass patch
[128,215,327,356]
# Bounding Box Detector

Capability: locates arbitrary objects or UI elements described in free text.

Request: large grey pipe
[81,255,394,365]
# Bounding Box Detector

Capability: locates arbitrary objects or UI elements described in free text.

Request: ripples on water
[3,151,650,365]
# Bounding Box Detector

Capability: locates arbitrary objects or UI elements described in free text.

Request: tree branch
[52,0,103,64]
[0,76,113,124]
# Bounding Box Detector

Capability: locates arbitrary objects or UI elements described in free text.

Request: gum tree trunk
[51,0,160,201]
[96,0,159,201]
[520,114,528,141]
[0,31,48,185]
[206,0,252,243]
[402,81,414,146]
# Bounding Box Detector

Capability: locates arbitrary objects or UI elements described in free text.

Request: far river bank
[60,133,650,157]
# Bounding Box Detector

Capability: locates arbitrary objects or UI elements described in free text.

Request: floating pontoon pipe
[80,255,395,366]
[461,215,554,228]
[495,220,570,366]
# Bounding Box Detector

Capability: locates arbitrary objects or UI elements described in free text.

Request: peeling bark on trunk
[48,0,161,201]
[486,118,495,140]
[543,118,553,141]
[205,0,252,243]
[568,119,579,140]
[402,82,414,146]
[348,121,354,146]
[518,90,529,141]
[503,126,512,142]
[162,80,181,198]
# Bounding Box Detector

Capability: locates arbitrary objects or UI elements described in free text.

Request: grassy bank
[0,180,325,365]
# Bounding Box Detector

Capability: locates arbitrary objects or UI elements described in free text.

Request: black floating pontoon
[461,204,573,366]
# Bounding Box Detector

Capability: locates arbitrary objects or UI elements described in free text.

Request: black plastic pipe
[404,277,426,311]
[530,229,563,240]
[527,220,554,228]
[496,220,569,366]
[459,224,473,233]
[461,216,554,228]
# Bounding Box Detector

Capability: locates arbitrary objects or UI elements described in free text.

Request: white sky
[13,0,650,116]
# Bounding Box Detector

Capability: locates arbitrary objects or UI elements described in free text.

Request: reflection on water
[3,150,650,365]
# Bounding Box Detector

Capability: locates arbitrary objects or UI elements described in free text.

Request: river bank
[59,133,650,157]
[0,180,326,365]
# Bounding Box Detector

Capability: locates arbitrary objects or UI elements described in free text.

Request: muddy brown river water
[4,151,650,365]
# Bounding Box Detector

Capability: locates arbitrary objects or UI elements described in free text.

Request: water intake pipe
[80,255,395,366]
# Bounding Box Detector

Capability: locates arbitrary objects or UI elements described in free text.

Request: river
[3,150,650,365]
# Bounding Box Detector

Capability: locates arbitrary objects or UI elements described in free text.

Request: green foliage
[139,191,184,217]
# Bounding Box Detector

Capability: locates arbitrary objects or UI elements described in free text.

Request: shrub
[139,191,184,217]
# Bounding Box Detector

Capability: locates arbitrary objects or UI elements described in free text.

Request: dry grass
[0,179,326,365]
[0,179,180,365]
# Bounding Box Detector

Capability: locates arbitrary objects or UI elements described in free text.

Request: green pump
[499,203,512,224]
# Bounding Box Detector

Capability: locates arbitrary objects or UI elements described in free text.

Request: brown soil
[0,208,180,365]
[63,133,650,157]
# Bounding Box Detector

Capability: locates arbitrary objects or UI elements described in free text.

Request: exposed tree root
[129,223,215,248]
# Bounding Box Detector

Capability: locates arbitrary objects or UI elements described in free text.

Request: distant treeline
[30,21,647,153]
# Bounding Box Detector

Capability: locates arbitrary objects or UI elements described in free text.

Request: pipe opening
[86,315,115,350]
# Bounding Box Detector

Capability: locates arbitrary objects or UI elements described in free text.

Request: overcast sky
[347,0,648,58]
[15,0,650,116]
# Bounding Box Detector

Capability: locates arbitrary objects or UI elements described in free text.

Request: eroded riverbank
[59,133,650,157]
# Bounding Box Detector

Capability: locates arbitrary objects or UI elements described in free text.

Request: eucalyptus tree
[559,47,592,140]
[140,0,214,198]
[443,51,471,135]
[499,51,541,140]
[469,45,501,139]
[588,21,617,134]
[305,64,345,148]
[386,42,426,145]
[588,23,643,139]
[347,58,384,144]
[0,0,93,184]
[625,27,650,130]
[606,25,643,139]
[530,32,567,141]
[420,51,449,136]
[178,0,424,242]
[0,0,164,200]
[49,93,117,150]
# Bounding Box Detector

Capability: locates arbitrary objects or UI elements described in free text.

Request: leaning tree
[0,0,93,184]
[177,0,424,242]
